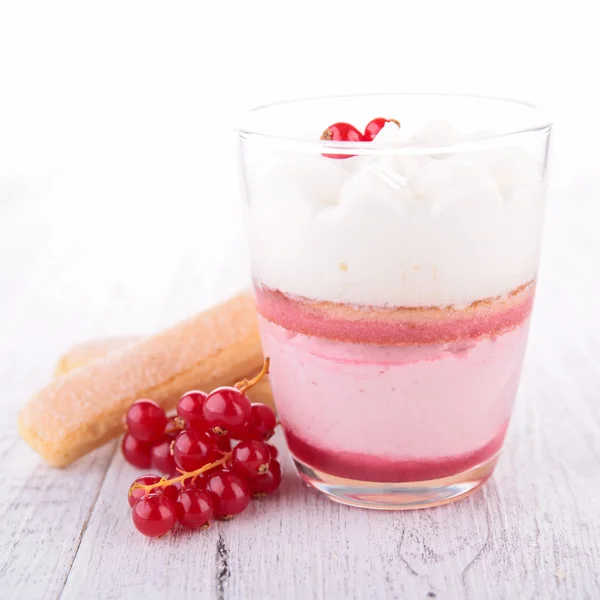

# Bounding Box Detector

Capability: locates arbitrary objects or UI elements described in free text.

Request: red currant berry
[177,390,207,430]
[161,484,180,504]
[132,493,176,537]
[207,431,232,453]
[150,435,177,476]
[241,403,277,441]
[266,443,279,459]
[363,117,400,141]
[128,474,161,508]
[173,430,217,472]
[321,122,363,142]
[205,470,250,519]
[249,459,282,497]
[232,440,271,479]
[202,387,252,436]
[320,122,364,159]
[176,489,214,529]
[121,434,152,468]
[128,474,179,507]
[126,399,167,442]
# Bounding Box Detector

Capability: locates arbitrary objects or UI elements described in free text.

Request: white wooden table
[1,125,599,600]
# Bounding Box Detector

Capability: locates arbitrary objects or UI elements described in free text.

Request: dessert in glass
[237,93,552,509]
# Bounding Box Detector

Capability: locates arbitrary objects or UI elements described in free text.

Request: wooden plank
[0,190,104,600]
[59,447,220,600]
[0,443,115,600]
[0,182,210,598]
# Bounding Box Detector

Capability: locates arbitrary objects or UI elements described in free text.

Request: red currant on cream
[320,122,364,159]
[363,117,401,141]
[126,399,167,442]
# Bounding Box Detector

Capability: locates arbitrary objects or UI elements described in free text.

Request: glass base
[293,453,499,510]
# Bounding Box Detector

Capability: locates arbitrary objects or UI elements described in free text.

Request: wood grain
[1,134,600,599]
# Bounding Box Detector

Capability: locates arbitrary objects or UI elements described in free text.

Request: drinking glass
[237,93,552,509]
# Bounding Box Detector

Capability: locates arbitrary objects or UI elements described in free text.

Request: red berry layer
[254,282,535,346]
[285,423,508,483]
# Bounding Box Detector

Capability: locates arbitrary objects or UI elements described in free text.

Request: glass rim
[235,92,553,156]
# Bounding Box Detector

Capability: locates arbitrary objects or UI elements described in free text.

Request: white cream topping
[245,121,546,307]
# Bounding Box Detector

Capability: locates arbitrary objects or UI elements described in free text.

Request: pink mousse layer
[258,312,530,482]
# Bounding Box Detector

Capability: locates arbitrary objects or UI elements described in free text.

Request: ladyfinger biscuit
[54,336,139,376]
[54,336,274,408]
[19,292,268,467]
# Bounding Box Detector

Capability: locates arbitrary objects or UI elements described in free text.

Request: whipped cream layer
[245,122,546,308]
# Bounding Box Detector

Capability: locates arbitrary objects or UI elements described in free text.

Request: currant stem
[131,452,232,492]
[235,357,270,393]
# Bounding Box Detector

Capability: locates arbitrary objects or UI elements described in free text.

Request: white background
[1,1,597,247]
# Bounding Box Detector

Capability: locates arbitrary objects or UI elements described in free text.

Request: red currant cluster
[320,117,400,158]
[122,360,282,537]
